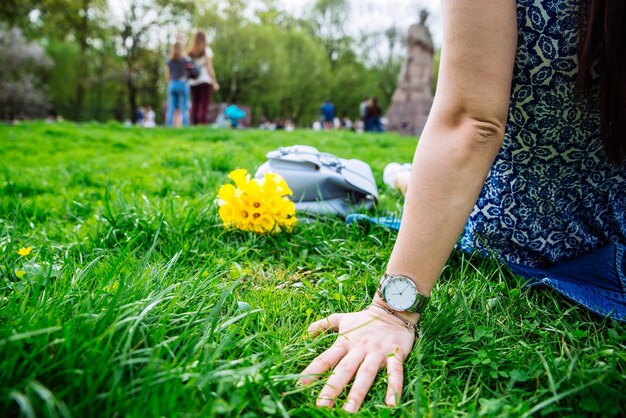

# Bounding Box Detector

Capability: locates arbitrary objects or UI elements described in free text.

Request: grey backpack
[255,145,378,217]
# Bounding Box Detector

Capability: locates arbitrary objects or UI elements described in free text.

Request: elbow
[464,116,506,153]
[430,101,508,154]
[424,112,507,166]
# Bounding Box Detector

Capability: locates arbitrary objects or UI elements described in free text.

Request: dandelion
[217,169,297,234]
[17,247,32,257]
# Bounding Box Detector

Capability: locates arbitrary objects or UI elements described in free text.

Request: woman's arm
[300,0,518,413]
[382,0,519,317]
[206,57,220,91]
[164,64,170,84]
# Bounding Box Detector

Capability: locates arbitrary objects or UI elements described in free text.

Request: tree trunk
[127,69,137,123]
[75,0,91,120]
[94,49,106,121]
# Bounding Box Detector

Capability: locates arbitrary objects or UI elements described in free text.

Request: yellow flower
[281,214,297,231]
[262,173,293,197]
[217,169,297,234]
[251,213,275,231]
[17,247,32,257]
[228,169,249,189]
[15,270,26,279]
[103,281,119,293]
[218,184,237,202]
[218,203,237,224]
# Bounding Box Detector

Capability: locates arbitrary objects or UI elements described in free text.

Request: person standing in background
[135,107,144,126]
[366,97,383,132]
[359,96,369,129]
[144,107,156,128]
[320,99,336,130]
[188,31,220,125]
[312,118,322,131]
[165,41,190,127]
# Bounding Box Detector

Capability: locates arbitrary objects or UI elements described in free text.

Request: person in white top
[144,107,156,128]
[188,31,220,125]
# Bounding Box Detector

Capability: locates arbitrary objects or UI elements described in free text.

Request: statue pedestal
[385,11,434,137]
[386,95,432,136]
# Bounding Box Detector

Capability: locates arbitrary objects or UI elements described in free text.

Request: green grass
[0,122,624,417]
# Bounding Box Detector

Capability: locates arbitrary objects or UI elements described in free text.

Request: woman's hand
[299,308,416,413]
[213,81,220,91]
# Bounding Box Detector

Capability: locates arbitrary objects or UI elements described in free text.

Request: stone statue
[386,10,434,136]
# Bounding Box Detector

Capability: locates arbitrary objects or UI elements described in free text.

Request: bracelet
[369,303,419,337]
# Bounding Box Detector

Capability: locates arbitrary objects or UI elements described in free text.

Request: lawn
[1,122,624,417]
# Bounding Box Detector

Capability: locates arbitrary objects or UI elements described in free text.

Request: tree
[215,23,288,115]
[195,1,334,125]
[5,0,108,119]
[255,0,304,30]
[0,0,40,34]
[0,27,52,120]
[432,48,441,95]
[329,58,379,119]
[113,0,195,122]
[359,25,404,106]
[309,0,352,65]
[280,29,331,123]
[42,0,107,119]
[116,0,163,123]
[45,41,80,118]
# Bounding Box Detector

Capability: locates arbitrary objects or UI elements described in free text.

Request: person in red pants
[188,31,220,125]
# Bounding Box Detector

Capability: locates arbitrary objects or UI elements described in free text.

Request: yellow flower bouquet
[217,169,297,234]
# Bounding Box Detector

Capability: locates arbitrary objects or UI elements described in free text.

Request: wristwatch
[377,273,430,313]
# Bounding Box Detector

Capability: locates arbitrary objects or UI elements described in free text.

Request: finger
[307,314,343,336]
[343,355,383,413]
[316,350,365,408]
[299,343,347,385]
[386,355,404,407]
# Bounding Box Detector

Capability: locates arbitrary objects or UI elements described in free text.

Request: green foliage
[0,1,38,33]
[197,2,390,125]
[25,0,107,43]
[117,0,195,123]
[45,41,80,117]
[0,123,625,417]
[432,49,441,95]
[195,4,331,125]
[329,59,380,119]
[280,29,331,122]
[214,22,289,114]
[308,0,353,65]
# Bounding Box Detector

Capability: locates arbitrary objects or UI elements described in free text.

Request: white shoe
[383,162,412,189]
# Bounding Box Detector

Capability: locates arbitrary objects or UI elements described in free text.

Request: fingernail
[344,400,357,413]
[317,398,333,408]
[387,395,397,407]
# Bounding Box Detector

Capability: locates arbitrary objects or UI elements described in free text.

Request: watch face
[383,276,417,311]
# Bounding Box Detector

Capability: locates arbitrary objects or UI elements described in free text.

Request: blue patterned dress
[457,0,626,320]
[459,0,626,267]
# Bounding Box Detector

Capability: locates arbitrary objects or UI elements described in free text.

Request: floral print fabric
[459,0,626,267]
